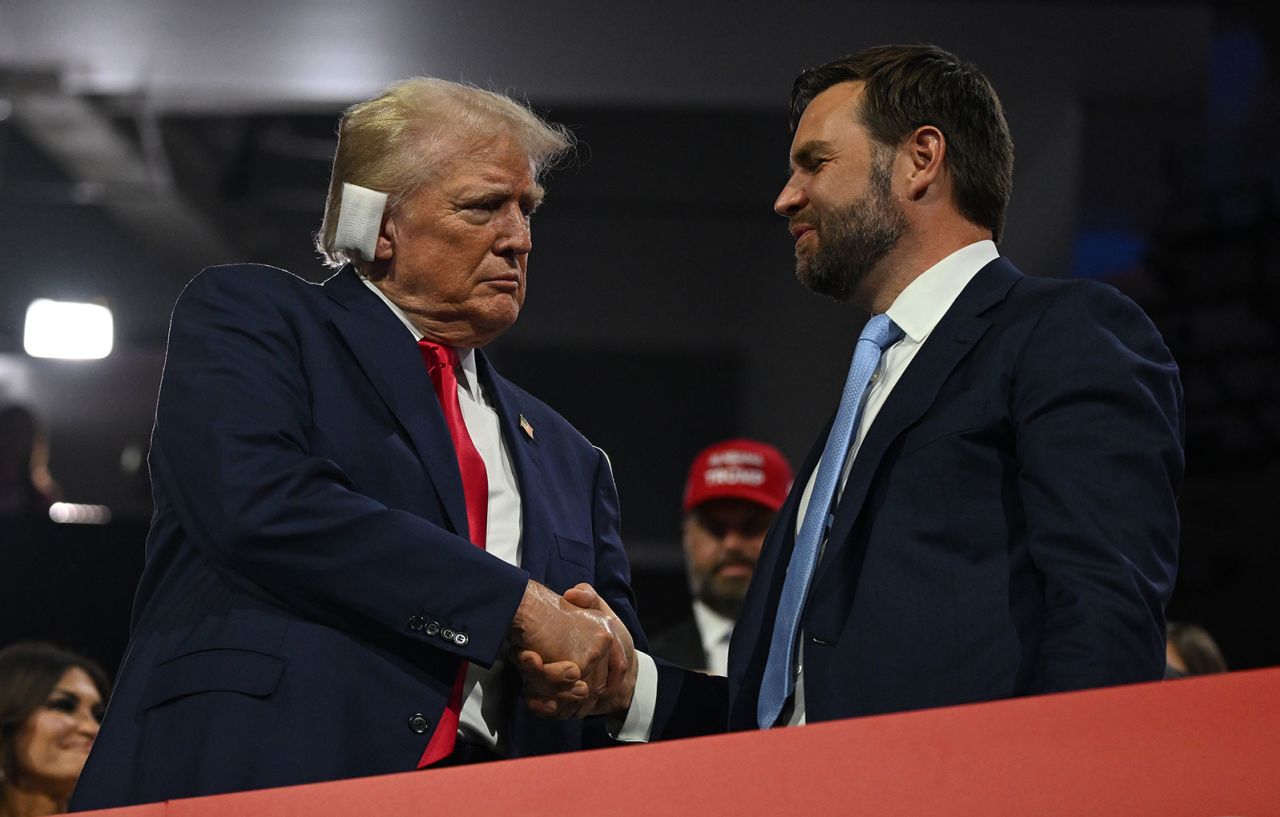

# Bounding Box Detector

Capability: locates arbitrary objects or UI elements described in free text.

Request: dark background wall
[1,1,1277,674]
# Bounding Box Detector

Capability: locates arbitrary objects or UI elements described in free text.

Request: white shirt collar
[690,599,736,648]
[884,240,999,343]
[359,276,480,389]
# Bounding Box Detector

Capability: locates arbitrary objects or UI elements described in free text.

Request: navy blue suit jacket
[652,258,1183,737]
[72,265,643,808]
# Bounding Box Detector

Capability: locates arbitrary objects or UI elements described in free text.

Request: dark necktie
[416,340,489,767]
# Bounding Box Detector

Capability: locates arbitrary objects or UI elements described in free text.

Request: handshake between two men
[510,581,637,721]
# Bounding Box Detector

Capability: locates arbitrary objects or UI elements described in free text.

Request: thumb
[563,582,602,610]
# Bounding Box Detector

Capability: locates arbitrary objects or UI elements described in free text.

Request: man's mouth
[790,223,815,244]
[716,560,755,577]
[484,274,521,292]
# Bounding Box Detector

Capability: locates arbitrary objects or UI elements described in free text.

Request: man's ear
[904,125,945,201]
[374,213,395,261]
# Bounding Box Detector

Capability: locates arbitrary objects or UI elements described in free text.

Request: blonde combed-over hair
[315,77,573,272]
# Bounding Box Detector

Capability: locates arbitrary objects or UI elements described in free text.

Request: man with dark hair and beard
[649,440,792,674]
[518,44,1184,740]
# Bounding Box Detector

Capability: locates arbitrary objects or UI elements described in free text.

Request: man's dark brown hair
[790,44,1014,242]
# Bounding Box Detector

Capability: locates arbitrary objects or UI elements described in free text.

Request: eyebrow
[456,182,546,209]
[51,687,97,702]
[789,139,836,172]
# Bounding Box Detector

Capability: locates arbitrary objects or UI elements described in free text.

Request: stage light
[23,299,114,359]
[49,502,112,525]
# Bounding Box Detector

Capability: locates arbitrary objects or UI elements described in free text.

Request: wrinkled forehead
[433,133,540,188]
[387,135,543,218]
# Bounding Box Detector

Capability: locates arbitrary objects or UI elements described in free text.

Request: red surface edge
[75,667,1280,817]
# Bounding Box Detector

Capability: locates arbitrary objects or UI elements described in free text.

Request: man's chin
[796,263,852,302]
[705,576,751,603]
[468,298,522,342]
[795,262,819,293]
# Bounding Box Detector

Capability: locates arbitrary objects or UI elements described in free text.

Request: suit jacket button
[441,628,455,641]
[408,615,426,632]
[425,621,440,637]
[408,714,430,734]
[454,632,469,646]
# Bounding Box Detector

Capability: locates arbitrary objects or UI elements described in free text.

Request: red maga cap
[682,438,793,514]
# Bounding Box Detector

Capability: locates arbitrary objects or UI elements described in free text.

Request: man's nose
[721,528,751,554]
[774,178,806,217]
[495,208,533,256]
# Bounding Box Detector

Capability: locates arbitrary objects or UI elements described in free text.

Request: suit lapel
[322,269,468,536]
[808,258,1022,600]
[475,354,556,582]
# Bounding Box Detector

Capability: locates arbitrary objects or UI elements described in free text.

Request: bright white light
[24,299,114,360]
[49,502,112,525]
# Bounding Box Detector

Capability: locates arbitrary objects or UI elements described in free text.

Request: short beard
[796,148,907,303]
[692,569,750,619]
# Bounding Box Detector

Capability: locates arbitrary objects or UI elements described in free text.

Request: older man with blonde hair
[72,77,642,810]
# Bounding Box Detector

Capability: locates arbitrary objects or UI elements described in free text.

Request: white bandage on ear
[334,183,389,261]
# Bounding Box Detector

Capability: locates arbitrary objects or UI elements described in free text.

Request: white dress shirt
[619,240,999,739]
[691,600,736,677]
[362,278,523,752]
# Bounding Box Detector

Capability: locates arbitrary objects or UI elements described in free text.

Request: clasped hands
[508,581,636,719]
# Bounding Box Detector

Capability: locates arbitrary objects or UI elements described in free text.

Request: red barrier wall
[79,667,1280,816]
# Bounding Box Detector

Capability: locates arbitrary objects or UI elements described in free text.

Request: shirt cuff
[608,650,657,742]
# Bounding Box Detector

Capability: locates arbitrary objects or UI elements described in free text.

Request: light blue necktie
[757,313,903,728]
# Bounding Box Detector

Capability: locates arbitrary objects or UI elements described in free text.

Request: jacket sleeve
[587,447,646,651]
[1011,282,1183,690]
[593,447,730,739]
[651,660,730,739]
[150,268,530,667]
[574,446,654,748]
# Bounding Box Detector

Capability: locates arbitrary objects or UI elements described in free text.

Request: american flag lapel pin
[519,414,534,440]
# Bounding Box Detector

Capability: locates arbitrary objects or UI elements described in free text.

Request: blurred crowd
[0,406,58,522]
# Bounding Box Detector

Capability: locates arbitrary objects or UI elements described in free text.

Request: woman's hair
[1167,621,1228,675]
[0,642,111,784]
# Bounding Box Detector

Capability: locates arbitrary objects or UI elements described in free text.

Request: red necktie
[416,340,489,768]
